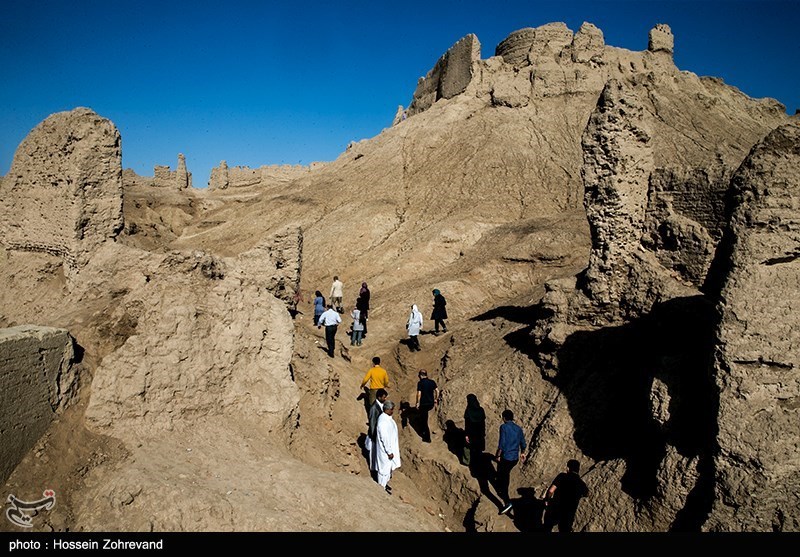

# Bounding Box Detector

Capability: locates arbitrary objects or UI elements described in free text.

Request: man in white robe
[375,400,401,493]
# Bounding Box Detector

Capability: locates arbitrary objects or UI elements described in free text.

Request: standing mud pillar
[580,79,654,309]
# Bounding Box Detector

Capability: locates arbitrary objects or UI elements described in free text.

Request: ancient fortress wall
[0,326,76,484]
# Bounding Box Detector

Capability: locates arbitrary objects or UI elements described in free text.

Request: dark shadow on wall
[542,295,719,531]
[471,304,551,326]
[511,487,546,532]
[471,303,553,362]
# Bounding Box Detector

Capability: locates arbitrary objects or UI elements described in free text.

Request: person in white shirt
[406,304,423,352]
[330,276,344,313]
[317,304,342,358]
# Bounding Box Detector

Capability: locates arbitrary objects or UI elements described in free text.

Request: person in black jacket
[356,282,370,338]
[542,459,589,532]
[463,394,486,468]
[431,288,448,334]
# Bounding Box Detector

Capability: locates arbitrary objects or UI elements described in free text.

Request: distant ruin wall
[0,326,76,484]
[122,155,192,190]
[153,165,174,188]
[207,162,315,190]
[153,155,192,189]
[0,108,123,275]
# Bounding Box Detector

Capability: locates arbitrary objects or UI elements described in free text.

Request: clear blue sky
[1,0,798,188]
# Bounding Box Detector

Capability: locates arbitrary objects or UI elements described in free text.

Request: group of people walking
[361,374,587,530]
[314,275,587,530]
[360,358,399,493]
[314,275,449,357]
[404,289,448,352]
[313,277,371,357]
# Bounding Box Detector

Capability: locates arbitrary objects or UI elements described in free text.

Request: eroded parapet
[0,326,77,484]
[708,122,800,531]
[407,34,481,116]
[649,24,674,55]
[0,108,124,278]
[571,22,605,63]
[496,22,573,67]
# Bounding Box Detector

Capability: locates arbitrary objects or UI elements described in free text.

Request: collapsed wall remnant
[84,226,303,438]
[232,227,303,308]
[0,108,123,277]
[706,122,800,532]
[0,326,76,484]
[643,166,733,285]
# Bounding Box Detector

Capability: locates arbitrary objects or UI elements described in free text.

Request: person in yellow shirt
[360,356,390,410]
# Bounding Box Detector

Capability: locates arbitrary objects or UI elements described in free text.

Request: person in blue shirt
[313,290,325,326]
[495,409,526,515]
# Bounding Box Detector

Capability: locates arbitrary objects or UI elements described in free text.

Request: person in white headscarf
[406,304,423,352]
[375,400,401,494]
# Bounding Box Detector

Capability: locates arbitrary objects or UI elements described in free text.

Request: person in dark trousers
[431,289,448,334]
[350,302,364,346]
[543,459,589,532]
[317,303,341,357]
[365,388,389,479]
[414,369,439,443]
[463,394,486,467]
[495,409,526,515]
[313,290,325,326]
[357,282,370,338]
[406,304,423,351]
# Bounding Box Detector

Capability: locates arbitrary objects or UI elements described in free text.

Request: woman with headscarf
[350,300,365,346]
[463,394,486,467]
[356,282,371,338]
[313,290,325,326]
[406,304,423,352]
[431,288,448,334]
